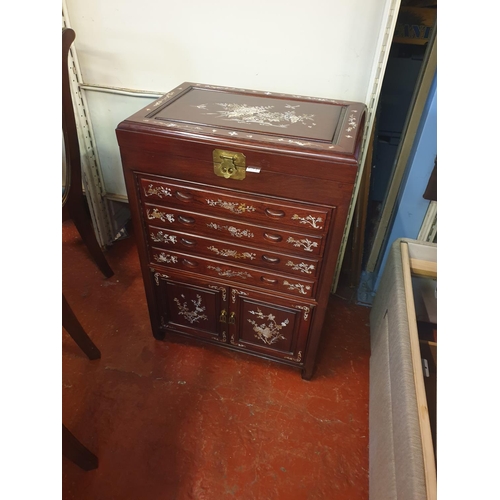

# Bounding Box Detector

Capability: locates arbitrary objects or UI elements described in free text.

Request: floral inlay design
[196,102,315,129]
[286,237,318,252]
[231,289,249,304]
[294,306,311,321]
[247,308,290,345]
[230,334,245,348]
[153,252,178,264]
[207,246,256,260]
[153,271,170,286]
[173,294,208,324]
[346,112,357,133]
[207,285,227,301]
[152,91,175,107]
[291,214,323,229]
[283,281,311,295]
[207,266,252,279]
[150,231,177,245]
[284,351,302,363]
[144,184,172,199]
[144,84,362,153]
[147,208,175,223]
[286,261,315,275]
[206,199,256,214]
[207,222,254,239]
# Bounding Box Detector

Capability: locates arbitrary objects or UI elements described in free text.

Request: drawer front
[150,247,316,299]
[143,203,325,257]
[147,226,321,278]
[139,176,331,234]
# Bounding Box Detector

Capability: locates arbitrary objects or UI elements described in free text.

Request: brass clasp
[213,149,246,180]
[219,309,227,323]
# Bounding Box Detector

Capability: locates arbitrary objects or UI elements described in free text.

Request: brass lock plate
[213,149,246,180]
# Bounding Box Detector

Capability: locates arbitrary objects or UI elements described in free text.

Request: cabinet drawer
[138,175,331,234]
[147,225,321,278]
[143,203,325,256]
[150,247,316,298]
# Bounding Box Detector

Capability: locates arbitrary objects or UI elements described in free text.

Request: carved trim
[207,222,254,239]
[207,246,256,260]
[144,184,172,198]
[150,230,177,244]
[286,237,318,252]
[231,289,249,304]
[207,285,227,302]
[291,214,323,230]
[153,252,178,264]
[247,308,289,345]
[173,294,208,324]
[286,260,315,275]
[206,198,256,214]
[147,208,175,223]
[221,331,227,342]
[207,265,252,279]
[283,281,311,295]
[284,351,302,363]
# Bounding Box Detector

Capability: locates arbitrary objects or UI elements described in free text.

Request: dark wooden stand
[62,294,101,360]
[62,424,98,471]
[62,27,113,279]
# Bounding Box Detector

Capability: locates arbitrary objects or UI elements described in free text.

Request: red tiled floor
[62,219,371,500]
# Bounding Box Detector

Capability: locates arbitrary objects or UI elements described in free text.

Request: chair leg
[62,294,101,360]
[70,202,114,278]
[62,424,98,471]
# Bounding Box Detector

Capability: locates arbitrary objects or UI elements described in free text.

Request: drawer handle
[228,312,236,324]
[262,255,280,264]
[178,215,195,225]
[263,232,283,242]
[175,190,193,202]
[265,208,285,218]
[181,258,198,268]
[180,238,196,247]
[261,276,278,284]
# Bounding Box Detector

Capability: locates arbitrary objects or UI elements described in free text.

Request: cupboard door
[151,269,228,343]
[229,289,313,364]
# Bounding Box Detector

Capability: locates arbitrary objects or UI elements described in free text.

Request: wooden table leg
[62,294,101,360]
[62,424,98,471]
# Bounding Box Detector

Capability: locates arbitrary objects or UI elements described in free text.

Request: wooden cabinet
[116,82,365,379]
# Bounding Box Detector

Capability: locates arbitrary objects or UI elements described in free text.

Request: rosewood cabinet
[116,82,365,379]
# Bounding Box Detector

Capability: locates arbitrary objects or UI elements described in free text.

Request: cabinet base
[155,327,308,374]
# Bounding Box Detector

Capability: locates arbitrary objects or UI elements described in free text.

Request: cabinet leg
[301,366,314,381]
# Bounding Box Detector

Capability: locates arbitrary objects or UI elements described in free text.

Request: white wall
[65,0,392,197]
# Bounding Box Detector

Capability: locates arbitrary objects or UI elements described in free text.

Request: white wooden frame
[331,0,401,291]
[62,3,115,246]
